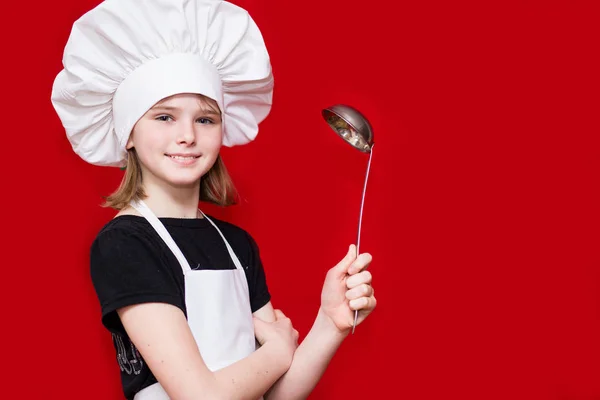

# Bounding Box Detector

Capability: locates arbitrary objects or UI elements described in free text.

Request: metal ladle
[322,104,375,334]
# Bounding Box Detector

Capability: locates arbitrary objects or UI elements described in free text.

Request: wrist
[316,308,350,341]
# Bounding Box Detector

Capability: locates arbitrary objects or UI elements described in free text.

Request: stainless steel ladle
[322,104,375,334]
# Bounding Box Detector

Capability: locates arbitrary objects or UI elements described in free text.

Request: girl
[51,0,377,399]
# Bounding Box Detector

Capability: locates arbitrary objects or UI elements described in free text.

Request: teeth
[169,155,196,160]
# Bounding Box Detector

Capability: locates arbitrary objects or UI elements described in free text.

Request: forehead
[153,93,220,112]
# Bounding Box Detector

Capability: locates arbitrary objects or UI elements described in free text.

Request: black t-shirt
[90,215,271,400]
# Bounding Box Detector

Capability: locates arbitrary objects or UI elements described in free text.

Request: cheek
[202,127,223,152]
[136,137,157,155]
[132,129,166,161]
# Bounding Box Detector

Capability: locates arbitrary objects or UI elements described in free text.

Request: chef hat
[51,0,273,167]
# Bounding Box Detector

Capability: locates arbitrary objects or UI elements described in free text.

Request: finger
[345,283,374,300]
[355,296,377,325]
[349,295,376,311]
[331,244,358,276]
[346,270,372,289]
[348,253,372,275]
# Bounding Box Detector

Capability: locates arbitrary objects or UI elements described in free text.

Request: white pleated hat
[51,0,274,167]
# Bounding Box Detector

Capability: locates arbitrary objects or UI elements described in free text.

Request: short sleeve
[90,226,185,333]
[244,231,271,312]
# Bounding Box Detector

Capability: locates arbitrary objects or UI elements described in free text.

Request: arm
[254,303,347,400]
[259,245,377,400]
[118,302,296,400]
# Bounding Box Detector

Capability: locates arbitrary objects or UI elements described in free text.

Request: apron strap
[199,210,245,272]
[130,199,192,273]
[130,200,245,273]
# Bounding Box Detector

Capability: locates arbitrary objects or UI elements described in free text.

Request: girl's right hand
[253,309,299,366]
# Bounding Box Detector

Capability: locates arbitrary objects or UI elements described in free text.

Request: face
[127,93,222,189]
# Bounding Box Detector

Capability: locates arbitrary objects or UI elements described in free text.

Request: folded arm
[259,245,377,400]
[118,302,292,400]
[255,302,348,400]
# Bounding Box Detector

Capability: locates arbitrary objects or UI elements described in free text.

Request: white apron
[130,200,258,400]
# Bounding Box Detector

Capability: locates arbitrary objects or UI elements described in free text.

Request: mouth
[165,153,202,166]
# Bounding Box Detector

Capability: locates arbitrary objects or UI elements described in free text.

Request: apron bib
[130,200,258,400]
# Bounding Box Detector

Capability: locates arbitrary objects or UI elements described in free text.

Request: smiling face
[126,93,223,190]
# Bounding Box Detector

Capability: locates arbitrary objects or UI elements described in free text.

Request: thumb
[331,244,357,276]
[274,309,287,320]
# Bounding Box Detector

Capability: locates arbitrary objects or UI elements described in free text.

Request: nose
[176,121,196,145]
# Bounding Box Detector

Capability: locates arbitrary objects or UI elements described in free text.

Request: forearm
[265,309,348,400]
[212,341,291,400]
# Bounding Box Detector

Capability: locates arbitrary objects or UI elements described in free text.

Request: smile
[168,155,199,160]
[166,153,201,166]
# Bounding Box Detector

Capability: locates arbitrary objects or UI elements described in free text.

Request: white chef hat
[51,0,273,167]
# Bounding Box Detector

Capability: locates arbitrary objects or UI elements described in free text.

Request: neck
[140,179,202,219]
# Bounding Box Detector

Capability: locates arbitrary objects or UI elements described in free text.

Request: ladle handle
[352,143,374,334]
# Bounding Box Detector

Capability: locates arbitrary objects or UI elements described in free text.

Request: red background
[2,0,599,399]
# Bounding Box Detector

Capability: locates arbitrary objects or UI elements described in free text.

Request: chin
[167,175,203,188]
[160,169,204,187]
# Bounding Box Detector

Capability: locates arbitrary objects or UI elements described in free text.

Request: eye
[155,115,173,122]
[196,118,214,124]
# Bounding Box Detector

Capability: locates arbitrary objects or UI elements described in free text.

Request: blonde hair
[103,94,238,210]
[103,149,238,210]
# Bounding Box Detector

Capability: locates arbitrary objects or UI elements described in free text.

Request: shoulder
[93,215,152,243]
[89,216,180,295]
[90,216,163,266]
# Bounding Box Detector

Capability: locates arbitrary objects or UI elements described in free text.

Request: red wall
[3,0,599,398]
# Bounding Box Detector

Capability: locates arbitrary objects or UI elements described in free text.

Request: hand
[320,244,377,333]
[253,309,299,365]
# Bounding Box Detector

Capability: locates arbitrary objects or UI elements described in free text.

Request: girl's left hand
[320,244,376,334]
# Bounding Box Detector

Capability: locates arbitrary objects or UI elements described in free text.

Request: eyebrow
[151,105,220,115]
